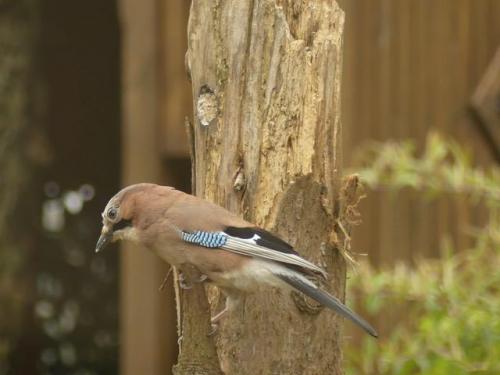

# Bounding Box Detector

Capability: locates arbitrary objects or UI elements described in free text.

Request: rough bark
[179,1,346,373]
[0,0,44,372]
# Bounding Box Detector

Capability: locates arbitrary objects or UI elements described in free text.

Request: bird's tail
[276,272,378,338]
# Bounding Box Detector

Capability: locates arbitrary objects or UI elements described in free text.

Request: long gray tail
[277,273,378,338]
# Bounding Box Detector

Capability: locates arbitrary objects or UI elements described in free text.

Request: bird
[96,183,378,337]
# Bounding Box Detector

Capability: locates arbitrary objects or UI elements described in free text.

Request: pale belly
[208,259,289,292]
[149,242,290,294]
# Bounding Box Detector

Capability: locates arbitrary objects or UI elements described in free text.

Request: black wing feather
[224,226,326,278]
[224,226,298,255]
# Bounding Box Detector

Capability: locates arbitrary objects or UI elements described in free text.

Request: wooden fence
[338,0,500,266]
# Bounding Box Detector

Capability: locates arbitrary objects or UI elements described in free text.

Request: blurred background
[0,0,498,374]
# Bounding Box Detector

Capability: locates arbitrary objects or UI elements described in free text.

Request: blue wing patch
[181,230,227,248]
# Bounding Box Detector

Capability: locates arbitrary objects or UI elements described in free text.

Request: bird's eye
[107,207,118,220]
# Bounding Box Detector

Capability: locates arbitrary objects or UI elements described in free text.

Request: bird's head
[95,183,166,252]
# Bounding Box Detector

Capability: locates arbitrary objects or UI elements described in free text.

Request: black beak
[95,230,112,253]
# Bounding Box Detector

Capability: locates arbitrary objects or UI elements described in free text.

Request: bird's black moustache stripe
[113,219,132,231]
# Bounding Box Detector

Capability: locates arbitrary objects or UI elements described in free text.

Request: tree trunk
[0,0,43,372]
[177,1,346,373]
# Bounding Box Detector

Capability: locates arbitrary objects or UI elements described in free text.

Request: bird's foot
[206,304,228,336]
[206,294,241,336]
[207,323,219,337]
[178,271,208,290]
[179,273,193,290]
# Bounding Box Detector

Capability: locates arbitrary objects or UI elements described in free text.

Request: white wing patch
[237,233,261,244]
[222,235,327,278]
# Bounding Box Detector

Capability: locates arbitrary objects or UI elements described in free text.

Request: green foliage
[346,133,500,374]
[347,235,499,374]
[356,133,500,205]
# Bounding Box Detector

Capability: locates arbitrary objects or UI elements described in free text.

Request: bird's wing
[179,225,327,278]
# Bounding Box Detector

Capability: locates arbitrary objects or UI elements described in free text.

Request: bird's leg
[210,305,229,325]
[208,293,241,336]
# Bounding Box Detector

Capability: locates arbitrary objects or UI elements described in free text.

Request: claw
[178,271,207,290]
[179,273,193,290]
[207,323,219,337]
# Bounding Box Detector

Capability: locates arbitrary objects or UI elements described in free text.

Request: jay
[96,183,377,337]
